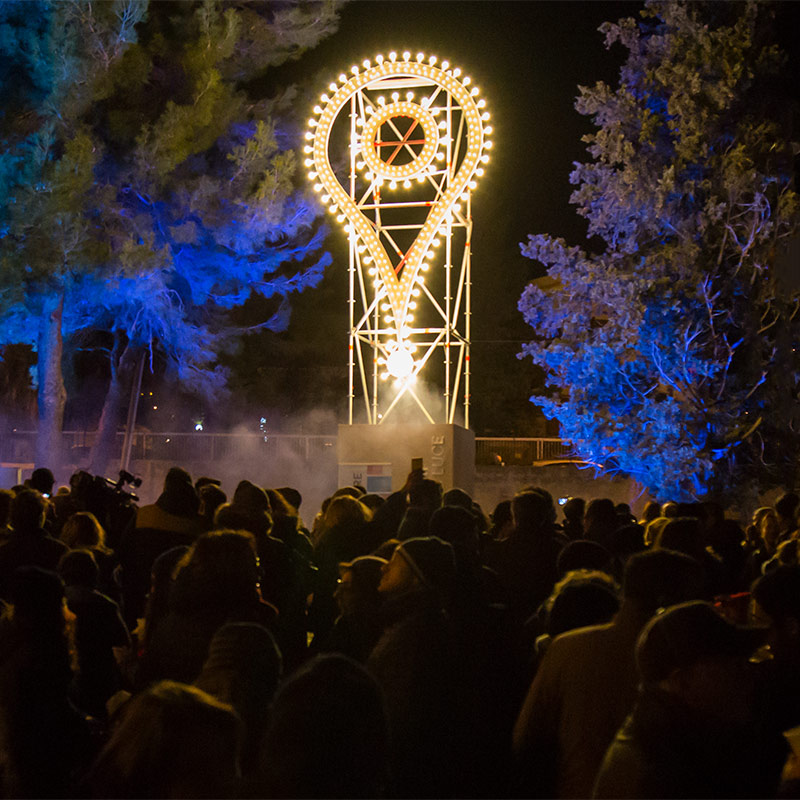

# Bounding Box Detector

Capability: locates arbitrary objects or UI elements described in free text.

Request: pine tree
[0,1,340,473]
[518,1,800,503]
[79,1,339,471]
[0,0,146,468]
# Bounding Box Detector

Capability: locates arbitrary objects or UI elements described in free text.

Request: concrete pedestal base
[337,423,475,496]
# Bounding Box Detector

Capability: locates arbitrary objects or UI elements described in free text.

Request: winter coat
[594,687,785,799]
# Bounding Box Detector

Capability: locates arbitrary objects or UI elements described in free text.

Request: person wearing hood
[117,467,204,629]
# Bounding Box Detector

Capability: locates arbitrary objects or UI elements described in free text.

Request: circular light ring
[360,102,439,180]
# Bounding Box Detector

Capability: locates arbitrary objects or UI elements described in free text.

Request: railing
[1,430,575,468]
[474,437,573,465]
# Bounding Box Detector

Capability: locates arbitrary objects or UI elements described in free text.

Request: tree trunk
[35,291,67,472]
[90,333,136,477]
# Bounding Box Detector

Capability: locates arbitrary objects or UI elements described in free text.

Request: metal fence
[0,431,338,464]
[1,430,575,469]
[474,437,574,465]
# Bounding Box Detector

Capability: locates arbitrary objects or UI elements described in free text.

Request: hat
[637,600,767,683]
[395,536,456,591]
[233,480,271,515]
[339,555,387,593]
[340,554,388,575]
[164,467,193,490]
[158,467,199,517]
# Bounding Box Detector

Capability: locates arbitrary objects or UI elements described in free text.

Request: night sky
[256,1,638,436]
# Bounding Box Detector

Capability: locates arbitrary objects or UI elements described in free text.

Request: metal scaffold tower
[306,51,492,426]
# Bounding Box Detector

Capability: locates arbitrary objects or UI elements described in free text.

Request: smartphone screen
[411,457,423,472]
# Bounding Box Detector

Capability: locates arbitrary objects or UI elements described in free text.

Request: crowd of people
[0,463,800,798]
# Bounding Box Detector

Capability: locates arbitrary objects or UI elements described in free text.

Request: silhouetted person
[776,492,800,542]
[513,549,706,798]
[0,489,68,601]
[0,488,12,544]
[752,566,800,732]
[195,622,283,775]
[58,549,130,719]
[310,494,375,647]
[367,537,462,798]
[253,654,390,798]
[639,500,661,527]
[137,545,189,659]
[198,483,226,530]
[594,601,784,798]
[523,569,620,677]
[584,498,619,550]
[316,555,387,663]
[488,488,566,627]
[561,497,586,540]
[0,567,95,798]
[61,510,120,601]
[215,483,307,671]
[135,530,278,688]
[27,466,55,497]
[117,467,203,628]
[488,499,514,541]
[88,680,241,799]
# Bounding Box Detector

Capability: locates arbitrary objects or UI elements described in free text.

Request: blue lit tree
[77,1,338,471]
[0,1,340,471]
[0,1,145,467]
[519,1,800,503]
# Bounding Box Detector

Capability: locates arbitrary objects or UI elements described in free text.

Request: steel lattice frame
[305,52,492,426]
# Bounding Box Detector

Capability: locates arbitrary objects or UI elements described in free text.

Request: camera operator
[55,470,140,552]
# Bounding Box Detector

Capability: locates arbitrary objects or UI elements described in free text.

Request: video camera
[69,469,142,546]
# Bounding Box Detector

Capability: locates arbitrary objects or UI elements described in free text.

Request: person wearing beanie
[367,537,467,798]
[198,484,227,531]
[395,535,458,592]
[232,480,271,517]
[594,601,784,799]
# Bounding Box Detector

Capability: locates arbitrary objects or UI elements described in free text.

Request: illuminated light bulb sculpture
[307,53,491,425]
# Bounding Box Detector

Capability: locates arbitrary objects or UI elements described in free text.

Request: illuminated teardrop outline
[308,56,489,338]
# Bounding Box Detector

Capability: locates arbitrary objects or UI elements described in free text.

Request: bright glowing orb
[385,346,415,379]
